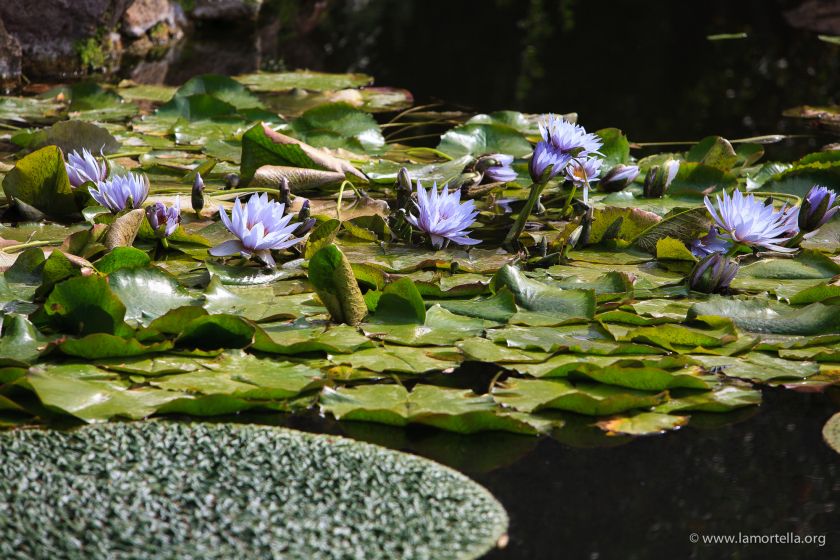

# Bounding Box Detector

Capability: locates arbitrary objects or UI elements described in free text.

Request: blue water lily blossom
[406,181,480,249]
[704,189,798,252]
[89,172,150,214]
[797,185,839,236]
[566,156,603,204]
[690,226,732,257]
[528,114,604,184]
[145,197,181,238]
[542,114,603,156]
[65,148,107,188]
[210,193,303,267]
[481,154,518,183]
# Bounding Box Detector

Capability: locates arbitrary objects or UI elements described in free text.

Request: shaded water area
[16,0,840,557]
[232,382,840,559]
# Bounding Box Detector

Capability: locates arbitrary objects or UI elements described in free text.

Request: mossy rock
[0,422,508,559]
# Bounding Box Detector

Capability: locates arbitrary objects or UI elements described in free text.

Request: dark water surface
[238,386,840,560]
[138,0,840,157]
[118,1,840,558]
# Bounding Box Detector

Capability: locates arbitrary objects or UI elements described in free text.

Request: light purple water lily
[530,114,596,183]
[690,226,732,257]
[541,114,603,156]
[89,172,150,214]
[797,185,839,235]
[406,181,480,249]
[146,197,181,238]
[566,156,603,204]
[65,148,107,188]
[704,189,798,252]
[481,154,518,183]
[210,193,302,267]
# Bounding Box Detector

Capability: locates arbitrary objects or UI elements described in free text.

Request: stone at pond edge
[0,422,508,560]
[0,18,21,91]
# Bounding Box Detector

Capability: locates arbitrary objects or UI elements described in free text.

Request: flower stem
[503,181,546,249]
[2,240,55,253]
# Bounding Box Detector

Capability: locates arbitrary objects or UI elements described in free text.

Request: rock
[0,19,22,91]
[123,0,177,38]
[0,0,133,78]
[191,0,263,21]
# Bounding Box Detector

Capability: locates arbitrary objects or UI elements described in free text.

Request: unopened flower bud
[798,185,839,234]
[395,167,413,210]
[224,173,240,190]
[191,172,205,216]
[294,199,316,236]
[145,197,182,239]
[688,252,738,294]
[476,153,517,183]
[643,160,679,198]
[278,177,291,208]
[599,164,640,192]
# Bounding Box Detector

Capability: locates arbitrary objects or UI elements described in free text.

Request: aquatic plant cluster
[0,72,839,447]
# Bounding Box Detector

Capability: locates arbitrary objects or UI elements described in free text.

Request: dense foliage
[0,71,839,444]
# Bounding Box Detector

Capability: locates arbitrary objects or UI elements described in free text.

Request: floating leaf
[437,123,531,158]
[823,413,840,455]
[2,146,79,219]
[597,412,688,435]
[689,296,840,335]
[493,378,668,415]
[308,244,367,326]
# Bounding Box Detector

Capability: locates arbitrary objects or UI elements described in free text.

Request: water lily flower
[599,164,640,192]
[406,181,480,249]
[704,189,798,252]
[688,252,739,294]
[797,185,839,235]
[566,156,603,204]
[89,172,150,214]
[541,114,603,156]
[65,148,107,188]
[529,140,572,183]
[478,154,517,183]
[690,226,731,257]
[145,197,181,239]
[210,193,303,267]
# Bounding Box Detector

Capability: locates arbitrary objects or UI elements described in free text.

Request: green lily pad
[493,378,668,415]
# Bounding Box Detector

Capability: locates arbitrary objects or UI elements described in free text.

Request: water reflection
[122,0,839,150]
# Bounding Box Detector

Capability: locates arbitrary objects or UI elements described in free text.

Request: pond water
[10,0,840,557]
[136,0,840,157]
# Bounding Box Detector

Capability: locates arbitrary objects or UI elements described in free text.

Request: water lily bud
[395,167,413,210]
[224,173,240,190]
[798,185,839,234]
[599,164,640,192]
[145,198,182,239]
[476,153,517,183]
[278,177,291,208]
[643,160,679,198]
[191,172,205,216]
[294,200,317,236]
[688,252,738,294]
